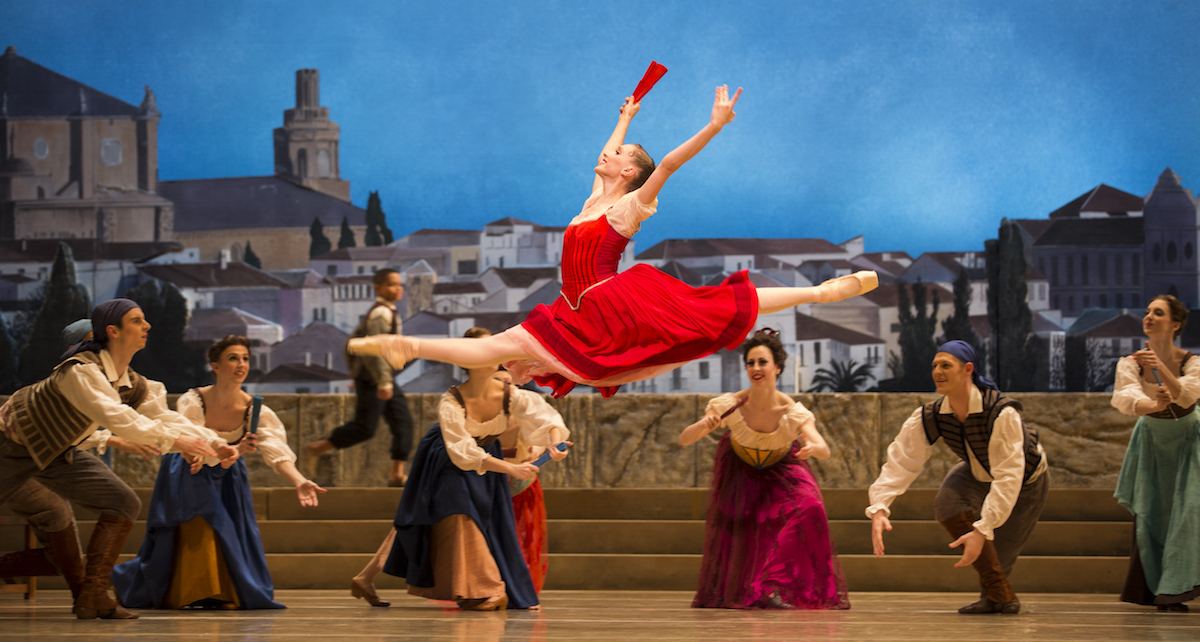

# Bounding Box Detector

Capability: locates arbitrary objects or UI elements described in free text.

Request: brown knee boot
[74,515,139,620]
[940,511,1018,613]
[45,527,85,602]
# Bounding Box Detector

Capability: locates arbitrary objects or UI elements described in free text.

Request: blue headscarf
[61,299,140,360]
[61,319,93,351]
[936,340,1000,393]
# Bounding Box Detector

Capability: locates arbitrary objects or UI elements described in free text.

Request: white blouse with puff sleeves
[706,392,815,451]
[440,387,569,474]
[176,389,297,472]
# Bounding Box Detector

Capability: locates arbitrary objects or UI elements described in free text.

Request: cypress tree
[243,241,262,269]
[364,191,383,246]
[338,215,356,249]
[897,280,940,391]
[990,218,1038,391]
[0,312,19,394]
[18,243,91,385]
[125,281,206,392]
[309,217,332,259]
[365,191,395,245]
[941,266,987,367]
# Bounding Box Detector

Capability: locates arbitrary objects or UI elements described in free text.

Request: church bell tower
[273,69,350,201]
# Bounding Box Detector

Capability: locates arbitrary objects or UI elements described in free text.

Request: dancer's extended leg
[349,332,529,370]
[350,528,395,607]
[756,271,878,314]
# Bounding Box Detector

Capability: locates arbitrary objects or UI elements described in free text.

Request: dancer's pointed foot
[348,336,418,369]
[816,271,878,303]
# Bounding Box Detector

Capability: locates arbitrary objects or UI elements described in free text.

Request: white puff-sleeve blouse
[176,389,297,472]
[439,387,569,474]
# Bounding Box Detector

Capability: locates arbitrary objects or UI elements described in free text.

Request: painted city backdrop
[0,1,1198,395]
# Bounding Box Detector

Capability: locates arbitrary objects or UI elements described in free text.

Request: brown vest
[920,388,1043,483]
[344,301,399,381]
[8,351,149,470]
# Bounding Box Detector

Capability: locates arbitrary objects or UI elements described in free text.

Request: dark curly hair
[1152,294,1189,339]
[373,268,400,286]
[741,328,786,372]
[207,335,252,363]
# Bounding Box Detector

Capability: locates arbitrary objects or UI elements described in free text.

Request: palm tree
[807,359,876,393]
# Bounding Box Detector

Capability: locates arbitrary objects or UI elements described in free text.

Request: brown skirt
[164,516,240,609]
[406,514,506,601]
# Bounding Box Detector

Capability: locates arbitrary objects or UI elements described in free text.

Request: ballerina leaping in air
[352,84,878,397]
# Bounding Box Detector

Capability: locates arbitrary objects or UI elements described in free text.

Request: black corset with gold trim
[730,438,789,469]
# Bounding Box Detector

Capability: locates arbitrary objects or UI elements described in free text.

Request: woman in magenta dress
[351,86,876,398]
[680,329,849,610]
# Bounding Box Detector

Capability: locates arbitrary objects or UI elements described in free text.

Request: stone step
[543,554,1130,593]
[542,488,1132,522]
[2,486,1134,594]
[4,487,1131,523]
[547,520,1133,557]
[0,518,1133,557]
[29,553,1129,593]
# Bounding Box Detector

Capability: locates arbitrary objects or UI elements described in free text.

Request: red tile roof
[795,313,883,345]
[637,238,845,260]
[1048,184,1144,219]
[258,362,350,383]
[1077,312,1144,338]
[139,262,291,289]
[489,267,559,288]
[434,281,487,294]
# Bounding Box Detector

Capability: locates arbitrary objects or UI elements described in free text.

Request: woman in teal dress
[1112,294,1200,611]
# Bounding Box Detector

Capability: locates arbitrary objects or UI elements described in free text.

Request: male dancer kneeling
[0,299,236,619]
[867,341,1050,614]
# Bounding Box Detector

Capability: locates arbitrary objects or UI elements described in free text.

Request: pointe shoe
[815,271,878,303]
[958,596,1020,614]
[350,578,390,607]
[348,336,418,369]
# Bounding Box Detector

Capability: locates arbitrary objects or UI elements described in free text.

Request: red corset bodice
[559,215,630,309]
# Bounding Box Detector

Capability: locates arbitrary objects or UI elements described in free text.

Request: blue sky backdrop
[4,1,1199,257]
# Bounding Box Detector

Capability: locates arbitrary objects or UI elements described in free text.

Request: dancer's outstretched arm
[593,96,640,193]
[636,85,741,205]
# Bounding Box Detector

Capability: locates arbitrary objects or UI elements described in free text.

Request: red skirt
[508,267,758,397]
[511,478,548,593]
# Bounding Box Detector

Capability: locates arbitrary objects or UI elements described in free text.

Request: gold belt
[730,439,789,469]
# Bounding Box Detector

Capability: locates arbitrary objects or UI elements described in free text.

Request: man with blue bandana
[0,299,237,620]
[866,340,1050,614]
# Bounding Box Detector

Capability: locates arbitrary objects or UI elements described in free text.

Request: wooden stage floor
[1,590,1195,640]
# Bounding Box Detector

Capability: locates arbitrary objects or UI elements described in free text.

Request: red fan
[632,61,668,102]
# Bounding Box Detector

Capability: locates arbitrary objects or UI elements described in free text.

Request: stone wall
[95,392,1133,490]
